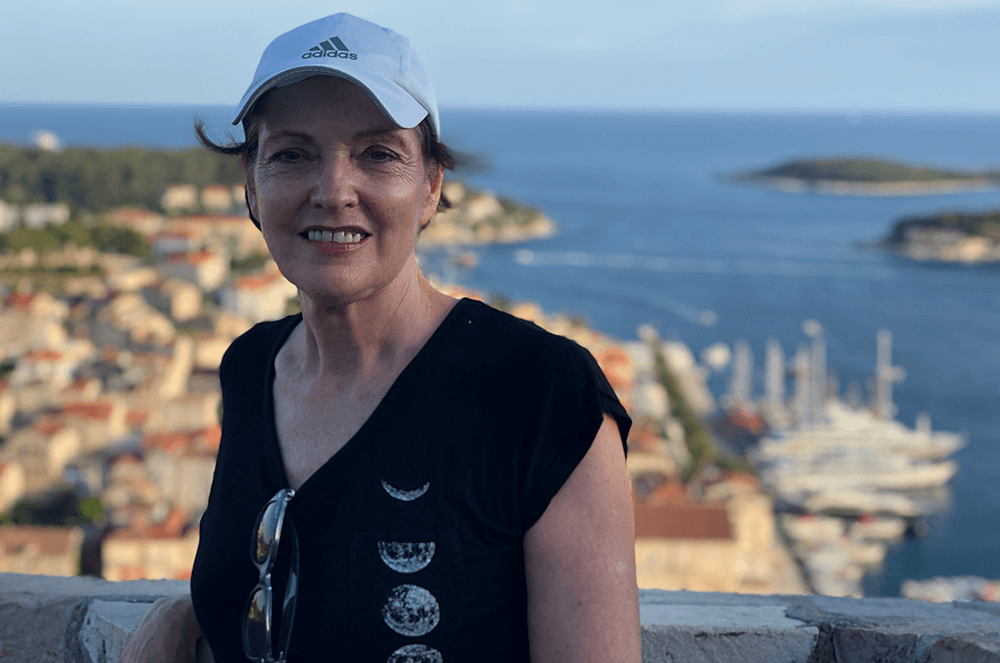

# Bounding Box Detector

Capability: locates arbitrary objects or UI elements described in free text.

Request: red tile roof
[232,272,279,291]
[34,418,64,436]
[0,525,81,555]
[23,349,63,362]
[143,431,191,453]
[4,293,35,310]
[633,501,733,540]
[62,401,113,421]
[125,411,150,427]
[168,249,217,265]
[143,425,221,455]
[108,508,191,541]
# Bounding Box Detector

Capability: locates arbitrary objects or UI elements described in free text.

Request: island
[874,210,1000,264]
[728,157,1000,196]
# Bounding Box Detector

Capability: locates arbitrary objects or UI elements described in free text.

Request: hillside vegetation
[885,210,1000,243]
[0,144,244,214]
[750,158,995,183]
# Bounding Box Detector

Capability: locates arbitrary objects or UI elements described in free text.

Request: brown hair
[195,101,455,229]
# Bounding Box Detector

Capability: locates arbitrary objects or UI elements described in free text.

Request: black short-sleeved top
[191,298,630,663]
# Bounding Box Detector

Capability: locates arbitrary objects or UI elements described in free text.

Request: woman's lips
[304,229,367,244]
[300,228,371,253]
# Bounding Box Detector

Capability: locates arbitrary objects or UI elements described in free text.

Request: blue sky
[3,0,999,112]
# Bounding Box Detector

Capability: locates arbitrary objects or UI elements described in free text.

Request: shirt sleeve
[515,338,631,533]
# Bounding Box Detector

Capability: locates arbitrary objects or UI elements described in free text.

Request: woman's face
[245,76,442,306]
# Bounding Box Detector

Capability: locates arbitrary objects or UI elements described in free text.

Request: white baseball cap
[231,13,440,137]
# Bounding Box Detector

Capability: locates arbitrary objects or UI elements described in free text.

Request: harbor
[718,323,967,597]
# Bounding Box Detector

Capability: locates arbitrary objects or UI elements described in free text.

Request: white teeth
[307,230,366,243]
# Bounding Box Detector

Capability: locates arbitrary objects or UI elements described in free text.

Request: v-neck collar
[260,298,473,502]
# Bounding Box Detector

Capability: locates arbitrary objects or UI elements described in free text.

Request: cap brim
[230,67,428,131]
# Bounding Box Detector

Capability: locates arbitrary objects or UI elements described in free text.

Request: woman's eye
[271,150,302,163]
[365,147,398,162]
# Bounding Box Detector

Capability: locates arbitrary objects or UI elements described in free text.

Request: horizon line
[2,101,1000,117]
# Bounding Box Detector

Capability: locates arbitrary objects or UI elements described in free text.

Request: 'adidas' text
[302,37,357,60]
[302,50,357,60]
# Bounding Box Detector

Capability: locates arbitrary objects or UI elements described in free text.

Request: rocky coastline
[417,181,557,248]
[872,212,1000,264]
[728,157,1000,197]
[734,175,1000,197]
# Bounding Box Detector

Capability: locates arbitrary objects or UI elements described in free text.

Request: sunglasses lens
[278,586,297,657]
[243,587,269,658]
[254,499,280,565]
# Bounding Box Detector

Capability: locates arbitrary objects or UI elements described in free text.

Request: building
[157,250,228,292]
[146,278,203,323]
[103,207,165,236]
[102,508,199,581]
[0,200,20,232]
[60,400,128,452]
[200,185,233,213]
[95,293,176,346]
[0,461,27,514]
[143,425,219,513]
[219,268,297,323]
[152,231,199,257]
[632,472,807,595]
[0,381,14,435]
[162,214,268,257]
[22,203,70,229]
[160,184,198,214]
[0,525,84,576]
[4,419,82,494]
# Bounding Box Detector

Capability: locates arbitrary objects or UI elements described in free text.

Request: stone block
[786,593,1000,635]
[67,598,156,663]
[640,603,818,663]
[0,574,187,663]
[930,635,1000,663]
[831,626,936,663]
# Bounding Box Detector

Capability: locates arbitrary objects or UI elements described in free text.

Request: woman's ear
[242,156,261,230]
[421,164,445,228]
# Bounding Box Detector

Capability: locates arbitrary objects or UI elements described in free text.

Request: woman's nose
[309,153,358,210]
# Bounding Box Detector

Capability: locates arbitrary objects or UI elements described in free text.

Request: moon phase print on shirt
[381,584,441,637]
[382,479,431,501]
[378,541,436,574]
[387,644,444,663]
[373,479,445,660]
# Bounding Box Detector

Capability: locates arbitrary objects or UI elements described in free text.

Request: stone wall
[0,573,998,662]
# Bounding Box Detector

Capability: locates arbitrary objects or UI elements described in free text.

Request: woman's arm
[119,594,202,663]
[524,414,642,663]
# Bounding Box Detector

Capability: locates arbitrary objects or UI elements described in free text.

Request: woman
[122,13,641,663]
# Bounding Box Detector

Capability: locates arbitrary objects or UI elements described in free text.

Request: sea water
[2,104,999,596]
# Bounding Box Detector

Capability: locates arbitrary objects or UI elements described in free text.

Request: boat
[734,326,964,596]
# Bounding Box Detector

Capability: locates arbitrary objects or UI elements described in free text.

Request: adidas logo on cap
[302,36,357,60]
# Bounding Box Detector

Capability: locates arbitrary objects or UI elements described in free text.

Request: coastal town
[0,174,813,594]
[0,174,976,600]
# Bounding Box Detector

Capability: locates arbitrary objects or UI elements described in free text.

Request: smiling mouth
[303,229,369,244]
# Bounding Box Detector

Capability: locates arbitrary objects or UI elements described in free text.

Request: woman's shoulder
[449,298,601,381]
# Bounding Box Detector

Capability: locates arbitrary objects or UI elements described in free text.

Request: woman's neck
[290,263,455,383]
